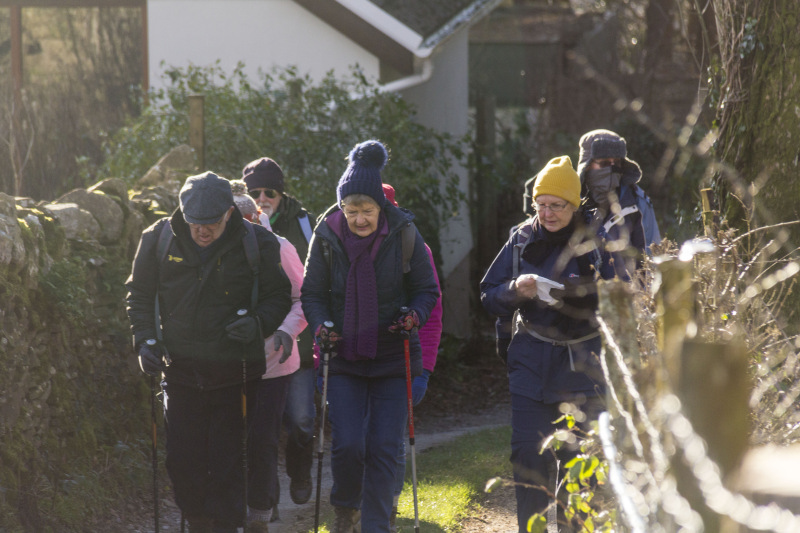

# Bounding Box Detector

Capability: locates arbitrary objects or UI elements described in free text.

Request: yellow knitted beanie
[531,155,581,208]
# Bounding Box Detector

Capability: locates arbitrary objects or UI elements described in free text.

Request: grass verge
[309,425,512,532]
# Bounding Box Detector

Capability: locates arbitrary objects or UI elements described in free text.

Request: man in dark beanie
[125,171,291,532]
[242,157,318,510]
[576,129,661,254]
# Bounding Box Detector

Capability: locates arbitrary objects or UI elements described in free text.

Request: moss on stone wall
[0,199,159,531]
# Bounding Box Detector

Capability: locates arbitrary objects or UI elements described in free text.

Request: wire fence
[592,213,800,532]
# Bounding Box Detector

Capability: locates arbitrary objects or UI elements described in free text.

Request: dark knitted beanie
[336,140,388,207]
[242,157,285,193]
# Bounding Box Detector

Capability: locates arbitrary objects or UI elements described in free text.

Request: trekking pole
[400,307,421,533]
[150,374,159,532]
[314,321,335,533]
[238,308,249,530]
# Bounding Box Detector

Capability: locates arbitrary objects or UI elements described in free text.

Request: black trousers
[163,380,257,530]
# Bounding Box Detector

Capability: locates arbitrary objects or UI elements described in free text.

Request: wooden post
[475,94,497,270]
[10,6,23,196]
[597,278,640,369]
[673,338,750,531]
[188,95,205,170]
[700,188,718,239]
[655,258,696,389]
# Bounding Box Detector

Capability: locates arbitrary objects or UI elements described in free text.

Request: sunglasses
[248,188,279,199]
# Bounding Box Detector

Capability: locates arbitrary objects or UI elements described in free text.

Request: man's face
[248,188,282,217]
[188,207,234,247]
[588,158,622,170]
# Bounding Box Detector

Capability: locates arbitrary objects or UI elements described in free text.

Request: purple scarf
[339,212,388,360]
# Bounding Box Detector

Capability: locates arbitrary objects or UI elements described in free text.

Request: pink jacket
[420,244,442,372]
[259,213,308,379]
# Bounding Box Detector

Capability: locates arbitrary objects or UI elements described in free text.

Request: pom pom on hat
[336,140,388,207]
[230,179,259,221]
[531,156,581,208]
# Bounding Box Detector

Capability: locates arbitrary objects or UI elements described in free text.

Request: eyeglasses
[534,202,568,213]
[248,188,279,199]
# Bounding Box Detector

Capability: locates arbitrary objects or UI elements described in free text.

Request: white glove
[516,273,565,305]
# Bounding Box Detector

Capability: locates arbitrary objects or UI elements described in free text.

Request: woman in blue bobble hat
[301,140,439,532]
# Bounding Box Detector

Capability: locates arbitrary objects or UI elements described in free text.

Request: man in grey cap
[125,171,292,533]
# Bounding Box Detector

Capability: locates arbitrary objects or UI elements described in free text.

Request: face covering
[585,166,622,208]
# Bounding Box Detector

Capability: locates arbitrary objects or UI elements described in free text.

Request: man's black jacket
[125,208,292,390]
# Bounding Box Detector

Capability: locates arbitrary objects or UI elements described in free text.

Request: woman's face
[534,194,576,232]
[342,198,381,237]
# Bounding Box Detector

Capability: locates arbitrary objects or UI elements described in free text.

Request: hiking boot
[389,506,398,532]
[333,506,361,533]
[185,514,214,533]
[289,475,313,504]
[246,520,269,533]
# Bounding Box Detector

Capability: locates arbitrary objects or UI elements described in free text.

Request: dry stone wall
[0,145,195,530]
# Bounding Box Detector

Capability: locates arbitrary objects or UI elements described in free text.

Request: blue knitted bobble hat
[336,140,388,207]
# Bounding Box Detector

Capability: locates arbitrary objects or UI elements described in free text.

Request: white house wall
[147,0,380,88]
[399,30,472,280]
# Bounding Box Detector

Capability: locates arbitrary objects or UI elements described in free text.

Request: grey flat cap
[180,171,234,225]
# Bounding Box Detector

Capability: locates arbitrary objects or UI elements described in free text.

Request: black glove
[225,315,260,343]
[138,340,163,376]
[274,330,294,363]
[389,309,420,333]
[314,323,341,346]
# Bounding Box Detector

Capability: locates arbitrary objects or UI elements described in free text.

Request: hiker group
[126,139,441,533]
[125,129,658,533]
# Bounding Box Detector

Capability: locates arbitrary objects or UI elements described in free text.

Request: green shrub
[97,63,469,262]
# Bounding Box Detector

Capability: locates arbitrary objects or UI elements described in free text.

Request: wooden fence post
[674,338,750,531]
[188,94,205,171]
[700,188,718,238]
[654,258,696,388]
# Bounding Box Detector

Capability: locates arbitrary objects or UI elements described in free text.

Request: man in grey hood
[576,129,661,255]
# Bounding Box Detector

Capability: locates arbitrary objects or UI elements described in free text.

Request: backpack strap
[603,205,639,233]
[512,222,533,279]
[154,221,174,343]
[401,223,416,274]
[241,219,260,310]
[156,219,174,267]
[298,213,313,243]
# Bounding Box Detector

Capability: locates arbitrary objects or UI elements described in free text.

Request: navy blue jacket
[301,203,439,378]
[481,215,622,403]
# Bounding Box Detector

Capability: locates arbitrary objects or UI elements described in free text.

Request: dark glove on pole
[138,340,163,376]
[388,308,420,333]
[225,314,260,343]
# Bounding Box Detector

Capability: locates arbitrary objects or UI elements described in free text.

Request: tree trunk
[712,0,800,325]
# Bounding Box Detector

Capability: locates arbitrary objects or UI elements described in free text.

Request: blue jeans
[282,366,317,481]
[327,374,407,533]
[510,393,603,533]
[248,374,291,511]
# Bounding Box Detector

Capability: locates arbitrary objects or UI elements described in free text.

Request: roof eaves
[294,0,422,75]
[417,0,504,57]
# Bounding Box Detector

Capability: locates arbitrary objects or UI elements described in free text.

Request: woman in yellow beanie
[480,156,624,532]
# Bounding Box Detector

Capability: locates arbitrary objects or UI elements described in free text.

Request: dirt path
[124,400,517,532]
